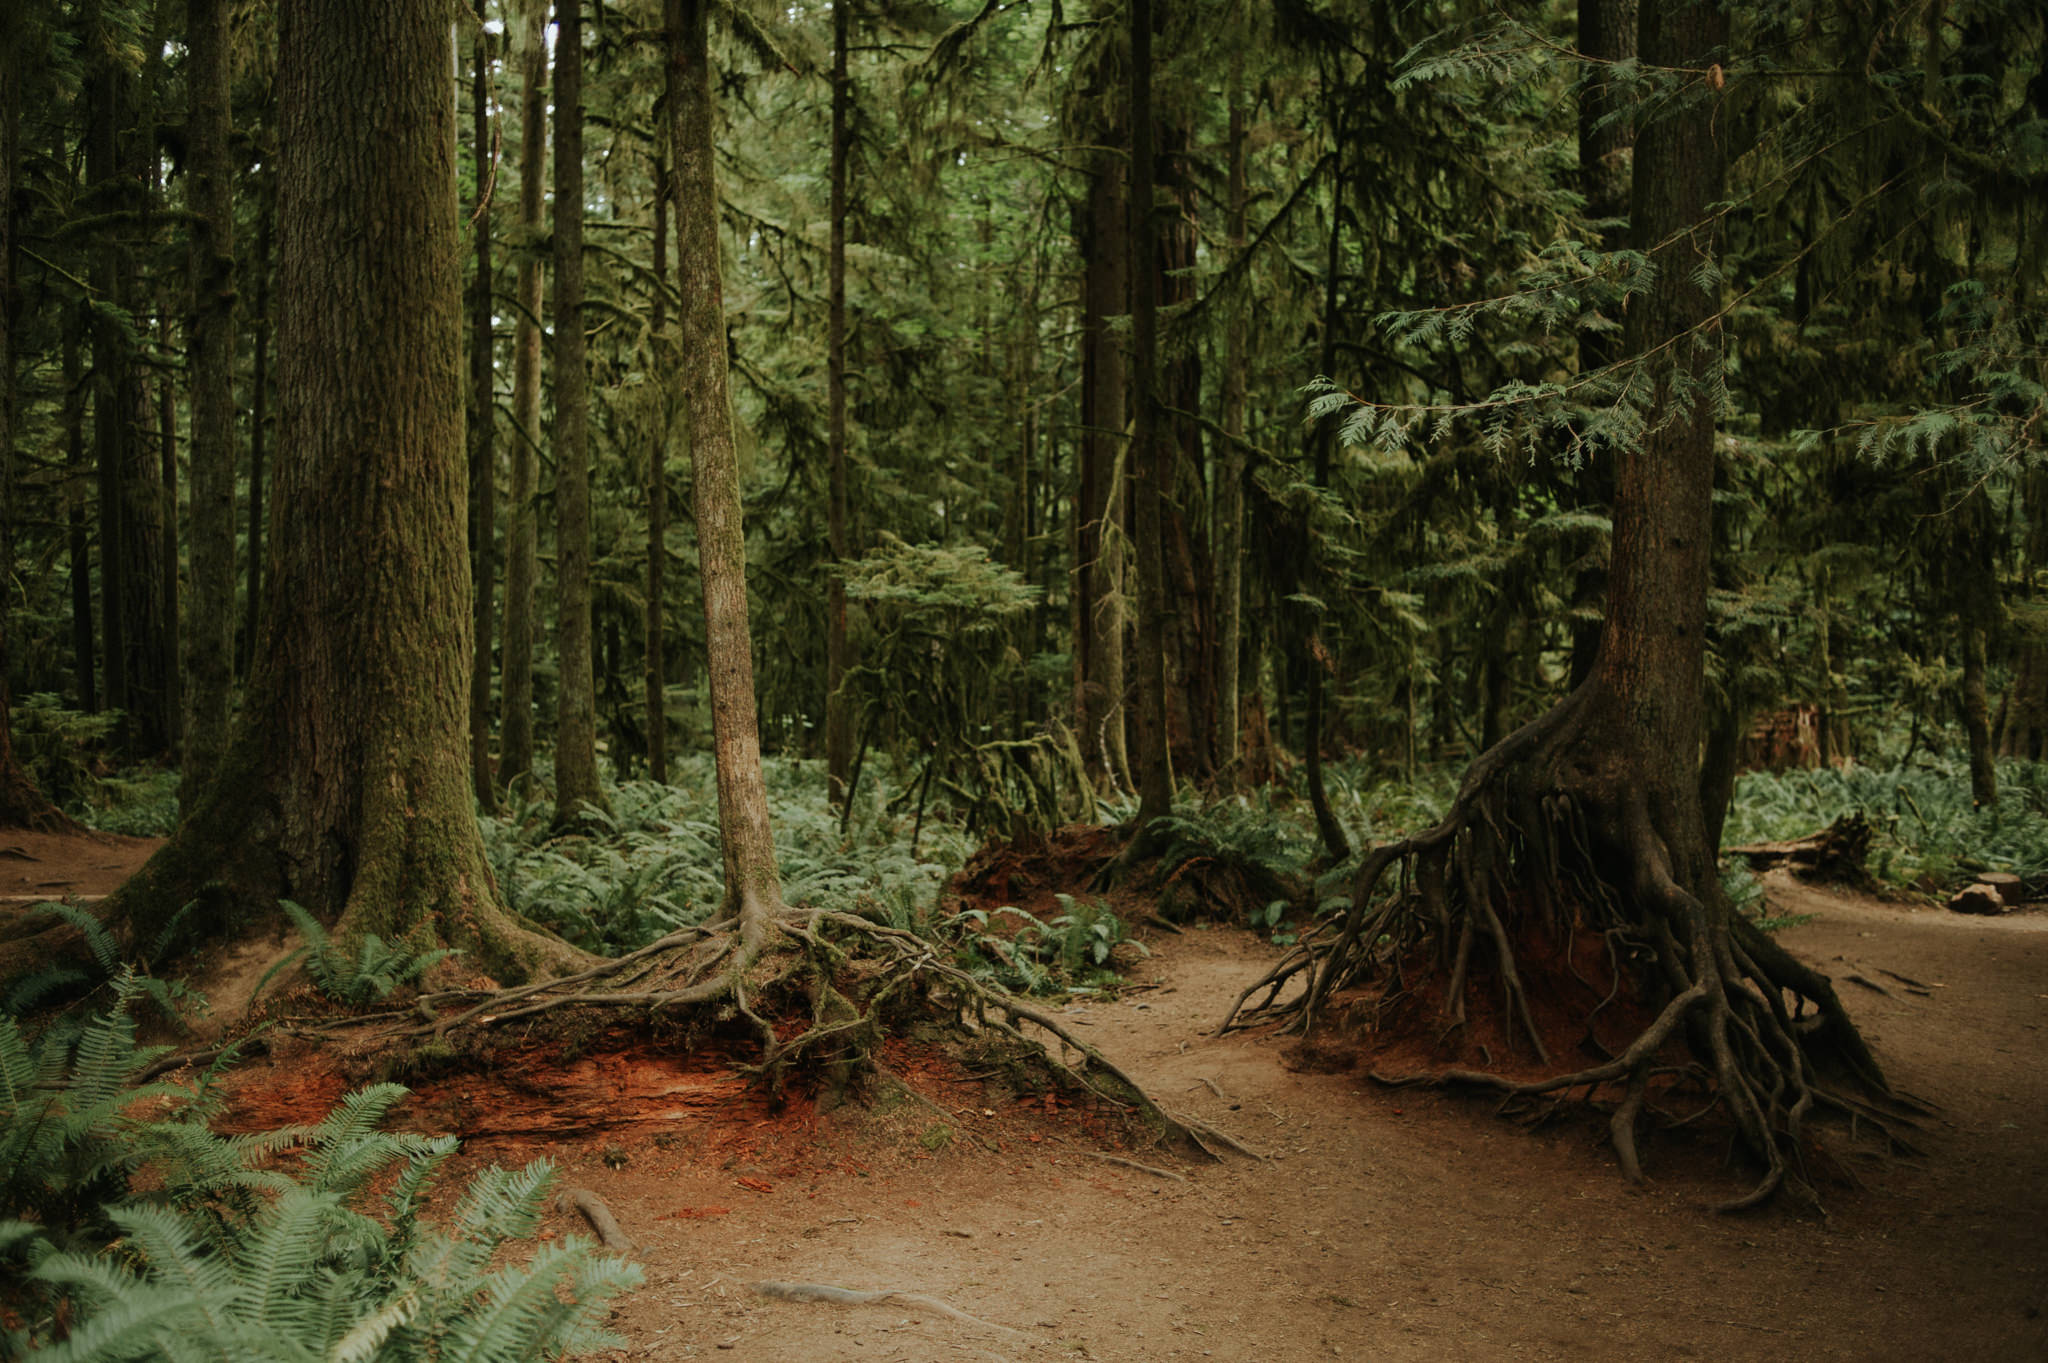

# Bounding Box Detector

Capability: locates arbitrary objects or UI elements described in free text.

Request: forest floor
[13,833,2048,1361]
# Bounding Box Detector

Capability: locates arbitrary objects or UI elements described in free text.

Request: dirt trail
[529,872,2044,1362]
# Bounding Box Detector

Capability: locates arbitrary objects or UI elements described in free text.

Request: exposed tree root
[1220,689,1918,1208]
[153,907,1233,1159]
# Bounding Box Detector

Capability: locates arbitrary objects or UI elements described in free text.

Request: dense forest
[2,0,2047,1348]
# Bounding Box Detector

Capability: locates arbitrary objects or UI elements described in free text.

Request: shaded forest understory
[2,0,2046,1357]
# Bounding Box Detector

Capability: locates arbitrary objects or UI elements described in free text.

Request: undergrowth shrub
[276,902,461,1005]
[1726,757,2048,890]
[947,894,1145,995]
[0,980,641,1363]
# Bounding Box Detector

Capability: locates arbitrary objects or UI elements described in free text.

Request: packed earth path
[350,868,2043,1363]
[163,864,2044,1361]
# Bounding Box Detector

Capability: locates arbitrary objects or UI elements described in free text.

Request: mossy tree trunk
[550,0,606,824]
[645,151,670,787]
[109,0,578,983]
[499,6,546,792]
[467,5,499,813]
[1214,56,1247,780]
[664,0,787,947]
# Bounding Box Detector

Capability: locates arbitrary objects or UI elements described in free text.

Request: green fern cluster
[276,903,460,1006]
[1,985,641,1363]
[1725,758,2048,890]
[945,894,1145,996]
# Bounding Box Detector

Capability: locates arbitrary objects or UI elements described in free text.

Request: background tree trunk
[665,0,786,942]
[1125,0,1174,839]
[499,6,547,792]
[112,0,575,982]
[1215,62,1247,780]
[645,154,670,787]
[550,0,606,822]
[181,0,238,801]
[824,0,854,811]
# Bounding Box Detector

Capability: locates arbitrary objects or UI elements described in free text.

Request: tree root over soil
[1220,692,1921,1210]
[156,908,1241,1161]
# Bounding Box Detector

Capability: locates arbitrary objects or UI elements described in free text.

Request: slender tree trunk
[1568,0,1637,689]
[550,0,605,821]
[182,0,238,800]
[1124,0,1173,839]
[665,0,787,941]
[1215,63,1247,779]
[1075,80,1129,789]
[468,8,499,812]
[824,0,854,809]
[243,170,271,676]
[158,308,181,755]
[86,6,130,745]
[645,153,670,786]
[1302,119,1349,863]
[113,0,576,980]
[0,27,71,830]
[1959,622,1998,805]
[64,305,96,710]
[499,8,546,791]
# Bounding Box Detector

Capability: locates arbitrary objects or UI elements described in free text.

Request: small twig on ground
[751,1282,1028,1338]
[1845,974,1893,997]
[1197,1077,1233,1103]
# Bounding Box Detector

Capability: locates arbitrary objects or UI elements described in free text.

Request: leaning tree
[101,0,577,981]
[1227,0,1901,1208]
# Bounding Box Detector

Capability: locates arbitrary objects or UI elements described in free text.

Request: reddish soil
[0,828,160,905]
[13,828,2048,1360]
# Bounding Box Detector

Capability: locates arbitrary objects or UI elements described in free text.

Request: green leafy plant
[279,902,461,1005]
[0,984,641,1363]
[945,896,1145,996]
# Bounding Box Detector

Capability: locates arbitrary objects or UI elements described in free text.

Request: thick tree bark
[110,0,576,982]
[468,9,499,813]
[1124,0,1174,840]
[182,0,238,801]
[823,0,854,810]
[550,0,606,822]
[1215,65,1247,779]
[499,8,547,791]
[665,0,787,943]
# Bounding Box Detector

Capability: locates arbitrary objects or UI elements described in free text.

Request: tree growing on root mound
[100,0,579,982]
[1227,0,1904,1208]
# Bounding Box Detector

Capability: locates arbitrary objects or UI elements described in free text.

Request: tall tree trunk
[112,0,576,981]
[182,0,238,800]
[1215,62,1247,779]
[243,167,271,676]
[550,0,606,822]
[1074,77,1129,790]
[824,0,854,810]
[1124,0,1173,841]
[1568,0,1637,689]
[1959,622,1998,805]
[665,0,787,943]
[86,4,130,747]
[645,153,670,786]
[64,304,96,711]
[1,26,73,830]
[158,307,181,755]
[468,8,499,812]
[1302,113,1349,864]
[499,6,546,791]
